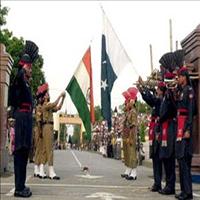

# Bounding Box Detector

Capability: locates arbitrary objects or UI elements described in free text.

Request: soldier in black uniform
[158,72,177,195]
[137,77,165,192]
[11,41,39,198]
[175,67,194,200]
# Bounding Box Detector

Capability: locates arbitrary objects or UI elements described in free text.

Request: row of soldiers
[137,50,195,200]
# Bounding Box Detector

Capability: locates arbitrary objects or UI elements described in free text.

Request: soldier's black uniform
[175,84,194,200]
[159,89,176,195]
[13,68,33,193]
[140,88,162,191]
[10,40,38,198]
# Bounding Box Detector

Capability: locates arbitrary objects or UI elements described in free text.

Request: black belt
[177,112,188,116]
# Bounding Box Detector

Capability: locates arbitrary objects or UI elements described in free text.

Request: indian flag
[66,47,95,140]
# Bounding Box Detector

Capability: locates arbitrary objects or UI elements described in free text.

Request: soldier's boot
[34,165,40,177]
[48,166,60,180]
[121,167,131,178]
[39,164,47,179]
[126,168,137,180]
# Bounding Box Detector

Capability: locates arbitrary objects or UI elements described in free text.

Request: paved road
[1,150,200,200]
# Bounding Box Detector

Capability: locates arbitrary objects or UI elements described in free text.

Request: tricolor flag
[66,47,95,140]
[101,11,131,130]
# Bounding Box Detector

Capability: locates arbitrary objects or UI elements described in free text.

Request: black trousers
[163,155,176,190]
[178,155,192,195]
[14,148,30,191]
[152,151,162,188]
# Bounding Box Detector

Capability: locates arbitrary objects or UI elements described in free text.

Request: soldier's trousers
[43,124,54,166]
[123,140,128,166]
[178,155,192,195]
[14,148,29,191]
[34,137,47,165]
[127,143,137,168]
[163,155,175,190]
[34,127,47,165]
[152,151,162,188]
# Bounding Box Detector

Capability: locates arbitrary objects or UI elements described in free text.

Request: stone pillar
[0,44,13,173]
[181,24,200,170]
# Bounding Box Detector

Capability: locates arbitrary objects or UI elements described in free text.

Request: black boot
[178,193,193,200]
[121,174,128,178]
[150,184,161,192]
[14,188,32,198]
[158,187,175,195]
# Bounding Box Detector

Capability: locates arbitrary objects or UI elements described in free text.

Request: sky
[2,0,200,114]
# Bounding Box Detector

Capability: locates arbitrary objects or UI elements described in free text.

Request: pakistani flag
[66,47,94,140]
[101,12,131,130]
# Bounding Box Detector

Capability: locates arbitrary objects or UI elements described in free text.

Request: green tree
[94,105,103,122]
[72,124,80,144]
[139,121,146,142]
[136,100,151,114]
[0,6,9,26]
[59,124,67,143]
[0,6,46,101]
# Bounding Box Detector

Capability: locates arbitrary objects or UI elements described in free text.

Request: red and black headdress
[122,90,131,104]
[127,87,138,101]
[173,49,185,69]
[19,40,39,67]
[159,52,176,73]
[36,83,49,100]
[157,81,166,92]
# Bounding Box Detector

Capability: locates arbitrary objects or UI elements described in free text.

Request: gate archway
[58,115,84,146]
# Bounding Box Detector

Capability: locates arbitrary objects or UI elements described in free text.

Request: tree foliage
[0,6,46,102]
[136,100,151,114]
[0,6,9,26]
[139,120,146,142]
[59,124,67,142]
[94,105,103,122]
[72,124,80,144]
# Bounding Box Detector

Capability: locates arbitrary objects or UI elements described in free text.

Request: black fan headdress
[173,49,185,69]
[19,40,39,66]
[159,52,176,73]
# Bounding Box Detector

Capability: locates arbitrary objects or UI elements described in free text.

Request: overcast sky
[2,0,200,114]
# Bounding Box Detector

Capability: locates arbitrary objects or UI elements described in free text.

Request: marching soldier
[138,76,165,192]
[158,72,177,195]
[125,87,138,180]
[33,84,48,178]
[175,66,194,200]
[42,86,66,179]
[11,41,39,197]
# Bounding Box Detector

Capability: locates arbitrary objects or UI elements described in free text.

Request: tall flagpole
[149,44,153,73]
[175,40,178,50]
[169,19,173,52]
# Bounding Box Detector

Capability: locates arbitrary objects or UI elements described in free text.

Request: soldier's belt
[18,102,32,113]
[177,108,188,116]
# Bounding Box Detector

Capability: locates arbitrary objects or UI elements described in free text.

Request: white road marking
[70,150,103,179]
[5,175,32,196]
[193,192,200,197]
[5,188,15,197]
[2,182,148,189]
[75,174,103,179]
[71,150,82,168]
[86,192,127,200]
